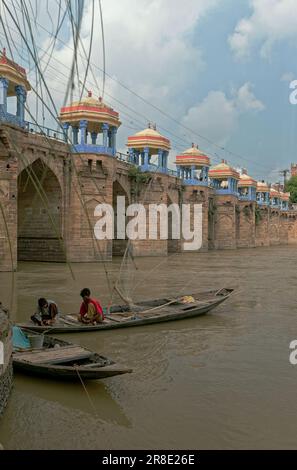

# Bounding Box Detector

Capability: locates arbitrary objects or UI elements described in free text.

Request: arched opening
[17,159,65,262]
[112,180,129,256]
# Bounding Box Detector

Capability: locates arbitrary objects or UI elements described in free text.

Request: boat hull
[17,288,233,334]
[13,333,132,381]
[13,361,132,380]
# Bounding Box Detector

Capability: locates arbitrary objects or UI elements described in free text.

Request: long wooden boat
[13,330,132,381]
[16,288,234,334]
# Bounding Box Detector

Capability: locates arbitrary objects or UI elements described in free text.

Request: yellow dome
[0,48,31,95]
[70,94,104,107]
[127,124,171,152]
[59,91,121,132]
[209,160,240,179]
[270,187,280,197]
[238,173,257,187]
[280,191,290,201]
[256,181,269,192]
[175,144,210,167]
[134,127,163,138]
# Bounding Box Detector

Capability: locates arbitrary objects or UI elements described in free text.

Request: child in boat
[31,298,59,326]
[79,288,104,324]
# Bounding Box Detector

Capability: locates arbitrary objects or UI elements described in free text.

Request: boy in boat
[31,298,58,326]
[79,288,104,324]
[31,298,59,326]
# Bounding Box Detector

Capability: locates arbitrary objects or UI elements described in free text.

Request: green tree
[285,176,297,203]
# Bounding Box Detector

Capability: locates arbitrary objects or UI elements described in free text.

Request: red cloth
[80,298,104,318]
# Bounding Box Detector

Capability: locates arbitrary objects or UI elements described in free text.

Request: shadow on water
[0,373,131,449]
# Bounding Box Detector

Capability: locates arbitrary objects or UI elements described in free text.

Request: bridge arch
[17,158,65,261]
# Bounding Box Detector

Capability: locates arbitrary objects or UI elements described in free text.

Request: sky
[2,0,297,181]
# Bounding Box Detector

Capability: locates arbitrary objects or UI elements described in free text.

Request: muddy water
[1,246,297,449]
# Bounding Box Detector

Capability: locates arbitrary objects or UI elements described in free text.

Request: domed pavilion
[280,191,290,211]
[126,123,171,173]
[209,160,240,195]
[175,144,210,186]
[0,48,31,128]
[256,181,270,205]
[238,170,257,201]
[59,91,121,156]
[270,186,281,208]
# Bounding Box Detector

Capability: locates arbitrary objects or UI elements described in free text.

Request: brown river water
[1,246,297,449]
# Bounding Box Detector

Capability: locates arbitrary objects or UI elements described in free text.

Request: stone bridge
[0,122,297,272]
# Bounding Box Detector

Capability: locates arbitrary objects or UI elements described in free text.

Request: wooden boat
[13,330,132,381]
[17,288,234,334]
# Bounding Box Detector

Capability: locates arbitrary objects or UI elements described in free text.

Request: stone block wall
[236,201,256,248]
[255,206,270,247]
[213,195,237,250]
[0,304,13,417]
[269,209,280,245]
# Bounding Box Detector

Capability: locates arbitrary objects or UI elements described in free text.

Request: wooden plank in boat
[14,346,92,364]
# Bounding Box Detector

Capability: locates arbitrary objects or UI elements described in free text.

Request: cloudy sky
[2,0,297,180]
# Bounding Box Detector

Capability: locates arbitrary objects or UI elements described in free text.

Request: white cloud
[14,0,224,149]
[281,72,295,82]
[181,83,264,145]
[229,0,297,59]
[235,82,265,111]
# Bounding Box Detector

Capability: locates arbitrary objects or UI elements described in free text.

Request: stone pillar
[91,132,97,145]
[128,148,134,163]
[191,165,195,180]
[158,149,163,168]
[0,77,9,114]
[202,166,209,183]
[79,120,88,145]
[163,151,168,172]
[111,127,117,155]
[143,146,149,170]
[62,122,69,142]
[72,126,79,145]
[15,85,26,125]
[265,192,269,205]
[102,123,109,147]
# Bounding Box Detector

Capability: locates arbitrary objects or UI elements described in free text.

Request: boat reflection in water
[0,373,131,449]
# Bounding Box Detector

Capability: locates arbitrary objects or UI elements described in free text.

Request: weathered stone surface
[0,304,13,418]
[0,122,297,271]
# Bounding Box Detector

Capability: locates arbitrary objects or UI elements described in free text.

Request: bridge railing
[25,121,65,141]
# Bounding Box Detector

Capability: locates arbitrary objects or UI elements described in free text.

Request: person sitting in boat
[79,288,104,324]
[31,298,59,326]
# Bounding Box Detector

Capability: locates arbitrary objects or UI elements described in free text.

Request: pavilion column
[191,165,195,180]
[266,192,269,205]
[72,126,79,145]
[111,127,117,155]
[0,77,8,114]
[143,146,149,170]
[15,85,27,125]
[62,122,69,142]
[102,123,109,147]
[79,120,88,145]
[128,148,134,163]
[158,149,163,169]
[91,132,97,145]
[163,151,168,172]
[177,166,181,178]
